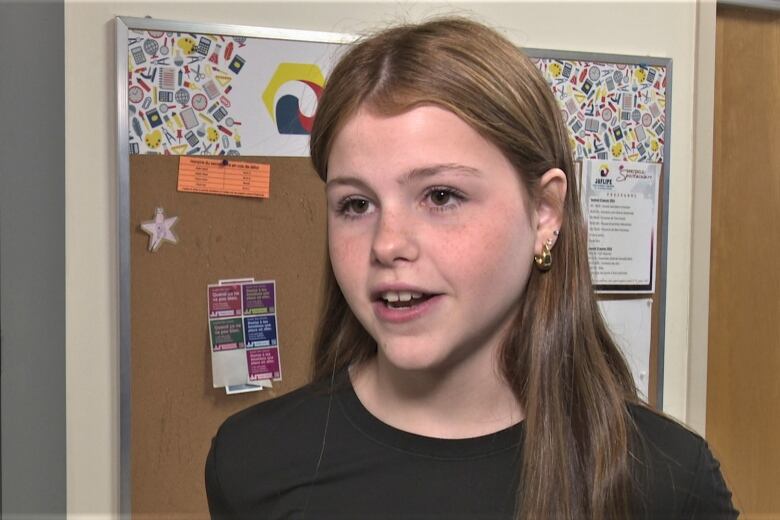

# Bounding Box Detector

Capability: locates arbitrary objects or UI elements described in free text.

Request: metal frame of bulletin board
[116,16,672,517]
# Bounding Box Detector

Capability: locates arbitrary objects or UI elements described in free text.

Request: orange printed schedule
[178,157,270,199]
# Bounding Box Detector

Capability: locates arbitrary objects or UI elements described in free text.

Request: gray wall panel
[0,1,67,517]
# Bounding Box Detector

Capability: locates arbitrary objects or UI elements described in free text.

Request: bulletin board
[116,17,672,518]
[524,48,673,404]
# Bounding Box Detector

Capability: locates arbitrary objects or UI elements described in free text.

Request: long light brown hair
[309,17,640,520]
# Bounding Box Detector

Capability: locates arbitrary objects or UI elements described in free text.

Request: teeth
[381,291,426,302]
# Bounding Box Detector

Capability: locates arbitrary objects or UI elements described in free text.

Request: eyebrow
[400,163,483,184]
[325,163,483,191]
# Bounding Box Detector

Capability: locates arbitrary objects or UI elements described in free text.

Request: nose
[371,210,419,266]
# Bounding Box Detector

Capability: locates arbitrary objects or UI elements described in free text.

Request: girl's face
[326,105,539,376]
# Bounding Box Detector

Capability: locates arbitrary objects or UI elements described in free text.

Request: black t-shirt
[205,373,738,519]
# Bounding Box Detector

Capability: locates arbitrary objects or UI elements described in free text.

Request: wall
[64,0,713,516]
[688,0,717,435]
[0,1,67,518]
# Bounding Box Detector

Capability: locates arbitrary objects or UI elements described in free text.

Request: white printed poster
[581,159,661,293]
[597,298,652,400]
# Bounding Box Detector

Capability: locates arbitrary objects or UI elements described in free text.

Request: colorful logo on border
[262,63,325,135]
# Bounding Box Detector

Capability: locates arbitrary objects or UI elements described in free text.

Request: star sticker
[140,207,178,252]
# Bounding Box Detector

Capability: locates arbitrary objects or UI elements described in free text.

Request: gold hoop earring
[534,242,553,271]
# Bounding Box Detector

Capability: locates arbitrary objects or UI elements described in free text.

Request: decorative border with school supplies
[532,57,667,163]
[126,27,345,157]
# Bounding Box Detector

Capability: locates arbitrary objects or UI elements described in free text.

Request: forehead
[327,105,510,180]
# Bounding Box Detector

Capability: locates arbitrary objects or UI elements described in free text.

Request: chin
[376,339,455,374]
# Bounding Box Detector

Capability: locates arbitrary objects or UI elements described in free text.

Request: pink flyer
[208,284,242,318]
[247,347,281,381]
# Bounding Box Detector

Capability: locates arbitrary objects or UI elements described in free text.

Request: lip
[372,293,443,324]
[370,283,435,301]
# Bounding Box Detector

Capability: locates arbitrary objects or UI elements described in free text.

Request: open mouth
[379,291,434,309]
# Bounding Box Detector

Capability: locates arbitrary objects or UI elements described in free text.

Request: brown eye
[348,199,370,213]
[430,189,451,206]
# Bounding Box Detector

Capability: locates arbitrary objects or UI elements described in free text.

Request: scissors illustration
[193,65,206,81]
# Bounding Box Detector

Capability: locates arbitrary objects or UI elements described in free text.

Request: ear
[533,168,567,255]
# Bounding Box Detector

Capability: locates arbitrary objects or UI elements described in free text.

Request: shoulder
[628,404,738,519]
[630,404,704,466]
[217,381,332,446]
[205,381,335,516]
[211,380,334,472]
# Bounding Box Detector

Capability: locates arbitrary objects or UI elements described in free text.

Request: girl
[207,17,737,520]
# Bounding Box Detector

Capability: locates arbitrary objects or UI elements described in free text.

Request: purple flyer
[242,281,276,315]
[243,314,277,348]
[247,347,281,381]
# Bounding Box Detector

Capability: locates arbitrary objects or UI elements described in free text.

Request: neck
[350,350,524,439]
